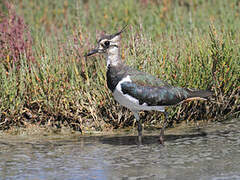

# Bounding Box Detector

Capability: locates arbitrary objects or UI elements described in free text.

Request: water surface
[0,118,240,180]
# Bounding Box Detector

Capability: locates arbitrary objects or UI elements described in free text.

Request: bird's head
[86,25,127,57]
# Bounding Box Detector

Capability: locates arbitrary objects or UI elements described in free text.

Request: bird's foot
[138,135,143,146]
[159,128,164,146]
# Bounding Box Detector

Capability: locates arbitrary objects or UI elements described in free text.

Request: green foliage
[0,0,239,132]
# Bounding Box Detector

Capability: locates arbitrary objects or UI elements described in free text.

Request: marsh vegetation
[0,0,239,133]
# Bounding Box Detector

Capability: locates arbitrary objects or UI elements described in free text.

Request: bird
[85,26,212,145]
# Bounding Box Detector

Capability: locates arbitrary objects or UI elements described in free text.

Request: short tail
[186,88,213,101]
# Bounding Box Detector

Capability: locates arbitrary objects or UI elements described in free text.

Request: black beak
[85,49,99,57]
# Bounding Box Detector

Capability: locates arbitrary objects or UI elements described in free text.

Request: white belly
[113,89,165,112]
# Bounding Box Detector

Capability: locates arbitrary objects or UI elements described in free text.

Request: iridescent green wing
[121,71,189,106]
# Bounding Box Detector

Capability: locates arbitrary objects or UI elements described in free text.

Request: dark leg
[133,111,142,145]
[160,111,168,145]
[137,118,142,145]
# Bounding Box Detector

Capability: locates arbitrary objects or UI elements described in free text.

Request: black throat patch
[106,64,127,92]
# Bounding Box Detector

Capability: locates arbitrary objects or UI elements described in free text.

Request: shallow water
[0,118,240,180]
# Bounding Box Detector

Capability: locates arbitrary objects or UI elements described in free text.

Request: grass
[0,0,239,133]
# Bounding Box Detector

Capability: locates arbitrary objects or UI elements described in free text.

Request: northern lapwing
[85,26,212,145]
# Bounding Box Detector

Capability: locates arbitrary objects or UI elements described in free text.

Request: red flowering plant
[0,2,34,72]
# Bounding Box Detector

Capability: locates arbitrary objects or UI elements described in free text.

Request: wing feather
[121,73,189,106]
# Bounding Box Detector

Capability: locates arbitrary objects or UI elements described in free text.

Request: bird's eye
[104,41,110,47]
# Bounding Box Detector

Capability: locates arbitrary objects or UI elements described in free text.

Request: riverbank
[0,116,231,138]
